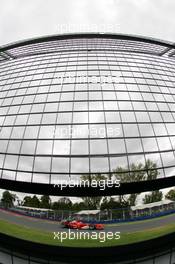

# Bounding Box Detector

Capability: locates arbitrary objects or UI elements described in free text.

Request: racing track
[0,208,175,234]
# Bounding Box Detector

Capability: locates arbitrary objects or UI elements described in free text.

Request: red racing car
[61,219,104,230]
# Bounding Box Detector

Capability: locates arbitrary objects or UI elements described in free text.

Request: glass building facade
[0,33,175,188]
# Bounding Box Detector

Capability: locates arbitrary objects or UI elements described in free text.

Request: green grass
[0,218,175,247]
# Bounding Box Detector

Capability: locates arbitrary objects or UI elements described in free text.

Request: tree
[52,197,72,210]
[100,197,130,220]
[143,190,163,204]
[113,160,159,206]
[22,196,32,206]
[101,197,129,210]
[1,191,16,208]
[72,202,87,211]
[165,189,175,201]
[80,196,102,209]
[40,195,51,209]
[22,195,40,208]
[80,174,107,209]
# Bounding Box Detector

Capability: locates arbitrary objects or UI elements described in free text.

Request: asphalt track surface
[0,209,175,234]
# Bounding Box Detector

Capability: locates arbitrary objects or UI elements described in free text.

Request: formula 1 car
[61,219,104,230]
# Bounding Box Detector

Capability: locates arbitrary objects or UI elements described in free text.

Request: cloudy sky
[0,0,175,46]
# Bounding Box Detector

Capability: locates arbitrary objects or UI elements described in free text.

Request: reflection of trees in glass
[113,159,159,206]
[113,159,159,183]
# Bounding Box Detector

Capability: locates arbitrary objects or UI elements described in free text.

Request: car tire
[89,225,95,230]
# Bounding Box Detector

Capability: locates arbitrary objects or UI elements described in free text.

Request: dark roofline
[0,32,174,52]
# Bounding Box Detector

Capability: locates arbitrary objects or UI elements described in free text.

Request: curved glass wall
[0,34,175,187]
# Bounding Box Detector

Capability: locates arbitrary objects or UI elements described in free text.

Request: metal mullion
[68,51,80,179]
[4,97,175,110]
[136,58,166,178]
[111,51,132,173]
[3,159,175,176]
[3,120,175,131]
[148,67,175,171]
[2,147,175,158]
[98,51,113,177]
[125,57,148,172]
[30,55,57,184]
[49,52,70,184]
[3,108,175,118]
[87,51,91,177]
[1,133,175,141]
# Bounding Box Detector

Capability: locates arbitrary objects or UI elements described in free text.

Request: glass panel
[7,140,21,153]
[57,112,72,124]
[71,158,89,173]
[90,139,108,154]
[149,112,163,122]
[161,151,175,167]
[36,140,53,154]
[28,114,42,124]
[32,173,50,184]
[39,126,55,138]
[153,124,167,136]
[55,125,72,139]
[73,112,88,123]
[126,138,143,153]
[34,157,51,172]
[4,116,16,125]
[21,140,36,154]
[24,126,39,138]
[121,112,136,122]
[136,112,150,122]
[52,157,69,173]
[157,137,171,151]
[139,124,154,136]
[128,154,145,168]
[123,124,139,137]
[167,124,175,134]
[71,140,88,154]
[53,140,70,155]
[105,111,120,122]
[18,156,33,171]
[142,138,158,152]
[0,140,8,152]
[108,139,126,154]
[2,169,16,180]
[118,101,133,110]
[4,155,18,170]
[90,157,109,172]
[42,113,56,124]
